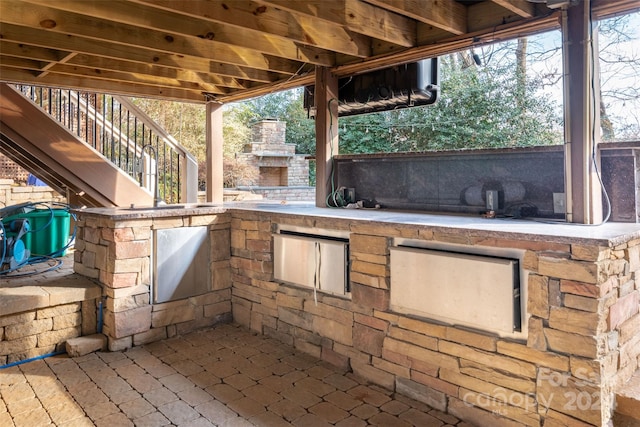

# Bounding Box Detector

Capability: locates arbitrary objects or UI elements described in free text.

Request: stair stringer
[0,83,153,208]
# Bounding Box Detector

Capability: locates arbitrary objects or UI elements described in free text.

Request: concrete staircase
[614,369,640,426]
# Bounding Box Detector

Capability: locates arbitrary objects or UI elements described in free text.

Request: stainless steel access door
[153,226,210,303]
[390,246,520,334]
[273,233,348,296]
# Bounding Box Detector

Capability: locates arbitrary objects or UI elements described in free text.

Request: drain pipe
[1,297,107,369]
[97,297,105,334]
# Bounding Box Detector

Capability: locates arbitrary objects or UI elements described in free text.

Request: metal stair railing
[15,85,197,204]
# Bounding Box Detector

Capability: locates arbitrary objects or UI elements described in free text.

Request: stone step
[65,334,107,357]
[614,369,640,426]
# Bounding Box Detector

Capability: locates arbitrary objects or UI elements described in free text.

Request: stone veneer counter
[223,201,640,244]
[82,201,640,245]
[75,201,640,426]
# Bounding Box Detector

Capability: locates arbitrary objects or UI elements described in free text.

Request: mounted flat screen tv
[304,58,439,117]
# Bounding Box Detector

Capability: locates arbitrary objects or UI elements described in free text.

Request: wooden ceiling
[0,0,638,104]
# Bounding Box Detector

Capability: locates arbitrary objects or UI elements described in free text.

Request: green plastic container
[3,208,71,257]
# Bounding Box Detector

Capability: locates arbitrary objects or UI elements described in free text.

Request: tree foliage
[276,42,564,155]
[598,13,640,141]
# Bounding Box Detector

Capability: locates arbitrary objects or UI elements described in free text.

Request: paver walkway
[0,323,465,426]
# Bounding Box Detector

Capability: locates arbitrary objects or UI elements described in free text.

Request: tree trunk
[515,37,528,111]
[599,96,615,141]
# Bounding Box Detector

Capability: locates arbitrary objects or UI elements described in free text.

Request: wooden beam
[0,40,67,63]
[209,73,316,104]
[344,0,416,47]
[364,0,467,35]
[0,23,281,85]
[333,12,560,78]
[563,1,602,224]
[258,0,416,48]
[0,56,42,73]
[0,67,208,103]
[206,101,224,204]
[132,0,372,59]
[0,1,305,74]
[0,58,226,95]
[314,66,339,208]
[467,1,530,33]
[491,0,536,18]
[63,54,250,90]
[37,63,225,94]
[22,0,342,66]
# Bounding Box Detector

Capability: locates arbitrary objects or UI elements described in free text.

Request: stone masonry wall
[251,120,286,145]
[74,212,233,351]
[229,210,640,427]
[0,300,98,365]
[0,179,66,207]
[234,153,309,188]
[235,119,310,188]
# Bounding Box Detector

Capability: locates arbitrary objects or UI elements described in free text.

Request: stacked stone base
[229,209,640,427]
[74,211,234,352]
[1,299,99,366]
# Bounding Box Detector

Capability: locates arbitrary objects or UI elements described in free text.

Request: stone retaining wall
[0,179,66,207]
[0,299,99,366]
[229,210,640,426]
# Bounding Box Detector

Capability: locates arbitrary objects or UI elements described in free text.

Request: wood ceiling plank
[491,0,536,18]
[0,67,209,103]
[0,1,305,74]
[0,55,43,73]
[47,63,225,94]
[132,0,372,59]
[416,26,462,47]
[257,0,416,48]
[0,22,281,85]
[65,55,249,90]
[344,0,416,46]
[0,59,225,94]
[22,0,342,66]
[467,1,530,33]
[364,0,467,35]
[0,41,68,63]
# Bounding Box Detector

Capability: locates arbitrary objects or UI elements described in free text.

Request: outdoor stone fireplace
[234,120,313,200]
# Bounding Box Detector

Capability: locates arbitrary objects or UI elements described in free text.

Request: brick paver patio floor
[0,323,465,426]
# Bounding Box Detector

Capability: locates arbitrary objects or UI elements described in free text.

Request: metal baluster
[176,153,182,203]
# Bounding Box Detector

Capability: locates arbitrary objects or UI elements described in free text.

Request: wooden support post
[563,0,603,224]
[206,101,224,204]
[314,66,340,208]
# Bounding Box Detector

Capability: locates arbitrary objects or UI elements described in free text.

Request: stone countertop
[75,203,227,219]
[77,201,640,246]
